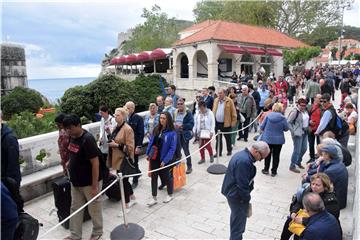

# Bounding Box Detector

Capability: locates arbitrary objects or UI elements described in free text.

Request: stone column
[153,60,157,73]
[207,62,219,86]
[188,64,194,89]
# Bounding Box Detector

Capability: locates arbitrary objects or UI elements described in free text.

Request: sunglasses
[320,100,327,103]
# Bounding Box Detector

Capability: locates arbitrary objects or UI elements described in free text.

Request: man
[237,85,256,142]
[300,192,341,240]
[315,93,349,146]
[307,94,322,162]
[55,113,71,175]
[221,141,270,240]
[63,114,103,240]
[202,87,214,110]
[213,88,237,156]
[258,81,270,113]
[125,101,144,189]
[208,86,217,99]
[248,83,260,132]
[156,95,165,114]
[288,98,309,173]
[173,98,194,174]
[1,120,21,189]
[304,76,321,104]
[319,79,332,95]
[167,85,179,108]
[163,96,176,118]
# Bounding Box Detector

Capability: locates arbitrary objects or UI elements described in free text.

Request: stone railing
[353,88,360,239]
[18,102,193,176]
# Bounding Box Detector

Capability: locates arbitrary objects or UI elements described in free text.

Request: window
[218,58,232,72]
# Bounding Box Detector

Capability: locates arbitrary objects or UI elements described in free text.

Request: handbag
[288,209,309,236]
[120,155,137,175]
[199,129,211,139]
[148,145,159,161]
[349,122,356,135]
[240,113,246,123]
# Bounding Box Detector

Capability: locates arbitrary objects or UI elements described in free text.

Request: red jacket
[309,103,322,132]
[275,80,288,95]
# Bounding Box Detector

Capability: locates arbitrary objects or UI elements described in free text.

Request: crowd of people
[1,63,359,240]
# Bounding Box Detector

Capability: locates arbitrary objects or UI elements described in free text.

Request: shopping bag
[173,162,186,191]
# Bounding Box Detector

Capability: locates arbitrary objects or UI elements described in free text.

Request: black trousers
[308,131,320,160]
[215,121,232,155]
[132,154,141,184]
[238,114,251,141]
[280,217,300,240]
[116,170,133,204]
[263,144,283,174]
[150,159,173,197]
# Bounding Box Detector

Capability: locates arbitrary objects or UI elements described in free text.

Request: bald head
[125,101,135,114]
[302,192,325,216]
[319,79,325,86]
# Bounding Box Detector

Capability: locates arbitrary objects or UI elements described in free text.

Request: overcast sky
[2,0,359,79]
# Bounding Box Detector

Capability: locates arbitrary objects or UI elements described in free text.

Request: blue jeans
[227,198,248,240]
[290,133,308,168]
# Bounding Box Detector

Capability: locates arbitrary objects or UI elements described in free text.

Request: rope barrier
[39,110,263,237]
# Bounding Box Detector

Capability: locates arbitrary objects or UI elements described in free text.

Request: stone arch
[192,50,208,78]
[176,52,189,78]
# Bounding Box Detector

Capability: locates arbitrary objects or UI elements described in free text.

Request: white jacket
[99,115,117,154]
[193,109,215,135]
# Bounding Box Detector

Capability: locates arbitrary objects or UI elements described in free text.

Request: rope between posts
[39,175,120,239]
[39,111,263,237]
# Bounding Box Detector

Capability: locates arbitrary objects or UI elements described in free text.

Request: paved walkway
[26,103,355,240]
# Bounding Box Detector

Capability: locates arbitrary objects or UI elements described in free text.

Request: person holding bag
[108,107,136,209]
[193,101,215,164]
[146,111,177,207]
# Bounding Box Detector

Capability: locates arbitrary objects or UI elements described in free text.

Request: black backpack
[14,212,42,240]
[328,108,349,139]
[338,143,352,167]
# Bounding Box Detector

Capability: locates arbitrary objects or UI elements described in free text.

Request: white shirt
[302,111,309,128]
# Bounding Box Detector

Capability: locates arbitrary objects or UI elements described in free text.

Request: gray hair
[251,141,270,156]
[165,96,173,103]
[302,192,325,213]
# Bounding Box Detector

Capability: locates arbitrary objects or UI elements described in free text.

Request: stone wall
[1,43,28,95]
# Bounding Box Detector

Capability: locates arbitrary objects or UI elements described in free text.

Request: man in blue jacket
[173,98,194,174]
[125,101,145,189]
[221,141,270,240]
[300,192,341,240]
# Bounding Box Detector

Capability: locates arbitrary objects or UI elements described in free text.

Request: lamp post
[338,0,353,65]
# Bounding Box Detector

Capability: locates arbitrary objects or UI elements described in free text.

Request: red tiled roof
[175,20,308,49]
[336,48,360,58]
[328,39,360,46]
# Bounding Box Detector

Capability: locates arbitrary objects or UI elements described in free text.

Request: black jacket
[128,113,144,148]
[252,90,261,109]
[203,95,214,110]
[1,124,21,188]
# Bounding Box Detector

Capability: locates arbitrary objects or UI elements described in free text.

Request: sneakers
[186,168,193,174]
[289,167,300,173]
[147,198,158,207]
[214,153,222,157]
[198,159,205,164]
[126,201,137,209]
[271,173,277,177]
[226,151,232,156]
[163,195,173,203]
[210,155,214,163]
[261,169,269,175]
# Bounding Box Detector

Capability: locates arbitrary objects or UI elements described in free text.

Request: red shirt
[309,103,322,132]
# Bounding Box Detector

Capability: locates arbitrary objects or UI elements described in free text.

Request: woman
[260,103,289,176]
[193,101,215,164]
[99,105,116,162]
[108,107,136,208]
[344,102,357,135]
[146,111,177,206]
[55,113,70,175]
[280,173,340,240]
[144,103,159,140]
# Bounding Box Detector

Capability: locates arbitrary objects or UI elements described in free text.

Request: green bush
[7,111,57,139]
[2,87,44,119]
[60,74,168,120]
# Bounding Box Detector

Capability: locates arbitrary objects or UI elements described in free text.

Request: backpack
[328,108,349,139]
[338,143,352,166]
[14,212,42,240]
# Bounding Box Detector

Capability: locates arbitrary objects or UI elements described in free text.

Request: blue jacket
[146,129,177,165]
[128,113,144,148]
[144,113,159,135]
[305,158,348,209]
[260,112,289,145]
[221,148,256,203]
[1,124,21,188]
[300,211,341,240]
[202,95,214,110]
[174,109,194,141]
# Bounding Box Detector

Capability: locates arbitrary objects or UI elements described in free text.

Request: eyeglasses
[177,103,184,105]
[320,100,327,103]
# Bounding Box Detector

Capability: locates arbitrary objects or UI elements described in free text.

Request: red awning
[126,54,138,63]
[110,58,118,65]
[218,44,246,54]
[264,48,283,56]
[117,56,126,64]
[150,48,167,59]
[242,46,266,55]
[137,51,150,62]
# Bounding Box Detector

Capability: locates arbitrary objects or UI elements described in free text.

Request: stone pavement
[26,106,355,240]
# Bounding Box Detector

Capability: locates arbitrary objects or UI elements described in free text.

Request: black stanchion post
[207,130,227,174]
[110,173,145,240]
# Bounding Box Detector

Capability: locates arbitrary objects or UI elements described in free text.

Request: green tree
[283,47,322,66]
[2,87,43,119]
[193,1,342,38]
[330,47,338,60]
[340,46,348,60]
[122,5,181,54]
[343,25,360,41]
[298,25,339,48]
